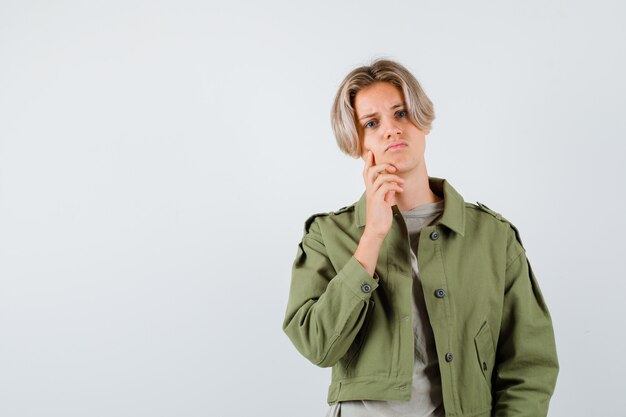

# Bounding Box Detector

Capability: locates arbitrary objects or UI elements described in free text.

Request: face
[354,81,430,175]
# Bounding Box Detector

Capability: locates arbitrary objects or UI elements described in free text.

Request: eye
[396,110,407,118]
[364,120,377,129]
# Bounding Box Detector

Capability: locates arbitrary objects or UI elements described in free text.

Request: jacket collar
[355,176,466,237]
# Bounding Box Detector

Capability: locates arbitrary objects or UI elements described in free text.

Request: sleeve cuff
[335,255,380,301]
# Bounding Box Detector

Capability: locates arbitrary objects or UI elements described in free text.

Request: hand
[362,150,404,239]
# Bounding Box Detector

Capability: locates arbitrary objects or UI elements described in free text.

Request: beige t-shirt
[326,199,446,417]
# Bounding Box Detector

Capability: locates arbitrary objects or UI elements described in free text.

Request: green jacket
[282,176,559,417]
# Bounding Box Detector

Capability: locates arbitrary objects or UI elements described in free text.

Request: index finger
[362,150,373,172]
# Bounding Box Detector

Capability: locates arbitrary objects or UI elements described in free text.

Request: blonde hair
[331,58,435,159]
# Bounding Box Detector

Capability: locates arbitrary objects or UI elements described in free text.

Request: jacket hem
[327,375,413,404]
[327,377,492,417]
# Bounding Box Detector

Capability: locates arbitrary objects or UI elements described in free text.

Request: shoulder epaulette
[474,201,525,247]
[302,204,355,234]
[474,201,504,220]
[303,211,330,234]
[332,204,354,215]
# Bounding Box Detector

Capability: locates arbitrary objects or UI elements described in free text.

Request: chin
[395,160,419,172]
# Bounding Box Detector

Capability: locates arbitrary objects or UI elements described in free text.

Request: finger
[374,173,405,185]
[373,163,397,177]
[367,167,380,188]
[368,162,396,186]
[362,150,373,178]
[372,173,405,192]
[384,189,395,204]
[370,169,404,189]
[376,181,404,200]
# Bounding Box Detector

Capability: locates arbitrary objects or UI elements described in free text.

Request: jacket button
[361,283,372,293]
[445,352,454,362]
[434,288,446,298]
[482,361,488,371]
[430,230,440,240]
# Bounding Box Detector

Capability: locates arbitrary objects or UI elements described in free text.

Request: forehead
[353,82,404,116]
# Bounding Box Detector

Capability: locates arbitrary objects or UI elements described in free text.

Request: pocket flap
[474,321,495,378]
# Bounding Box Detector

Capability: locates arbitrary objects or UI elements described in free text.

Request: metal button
[361,283,372,293]
[445,352,454,362]
[430,230,440,240]
[434,288,446,298]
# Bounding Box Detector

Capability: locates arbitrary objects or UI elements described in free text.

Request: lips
[386,142,407,151]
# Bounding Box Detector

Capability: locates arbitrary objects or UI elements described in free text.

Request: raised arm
[283,151,404,368]
[282,216,380,368]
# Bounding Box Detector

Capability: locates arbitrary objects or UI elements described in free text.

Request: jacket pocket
[474,320,495,391]
[343,300,375,372]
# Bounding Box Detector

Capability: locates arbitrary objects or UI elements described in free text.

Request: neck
[393,163,442,211]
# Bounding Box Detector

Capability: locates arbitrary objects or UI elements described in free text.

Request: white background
[1,1,625,416]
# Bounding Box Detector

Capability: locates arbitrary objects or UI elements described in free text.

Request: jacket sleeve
[493,224,559,417]
[282,215,380,368]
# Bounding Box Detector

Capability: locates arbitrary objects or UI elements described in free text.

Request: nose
[383,117,402,139]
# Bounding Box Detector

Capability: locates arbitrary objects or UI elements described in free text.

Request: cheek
[361,139,376,160]
[360,136,369,152]
[362,134,377,150]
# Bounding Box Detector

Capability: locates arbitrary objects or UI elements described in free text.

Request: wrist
[362,227,387,243]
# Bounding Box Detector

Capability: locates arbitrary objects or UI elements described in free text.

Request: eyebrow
[358,103,405,121]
